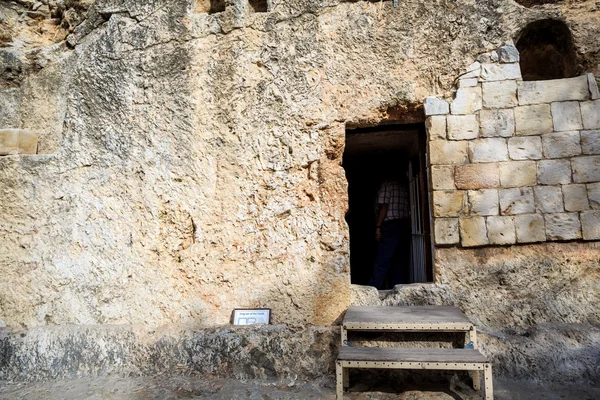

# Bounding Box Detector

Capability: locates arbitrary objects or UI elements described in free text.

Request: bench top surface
[338,347,488,363]
[343,306,472,326]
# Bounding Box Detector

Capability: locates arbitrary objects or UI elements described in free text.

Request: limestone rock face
[0,0,600,386]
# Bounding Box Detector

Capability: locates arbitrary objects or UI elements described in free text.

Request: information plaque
[232,309,271,326]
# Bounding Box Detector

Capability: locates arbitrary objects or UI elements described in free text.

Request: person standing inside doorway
[368,177,411,290]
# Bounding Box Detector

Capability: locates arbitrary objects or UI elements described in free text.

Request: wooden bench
[337,306,493,399]
[336,347,493,399]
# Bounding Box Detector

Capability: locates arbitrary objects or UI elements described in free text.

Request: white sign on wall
[232,309,271,326]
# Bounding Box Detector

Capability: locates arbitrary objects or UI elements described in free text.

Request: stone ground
[1,375,600,400]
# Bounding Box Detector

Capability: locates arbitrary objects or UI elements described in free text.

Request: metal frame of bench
[338,306,489,398]
[336,356,493,400]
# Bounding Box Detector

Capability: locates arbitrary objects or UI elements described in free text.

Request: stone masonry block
[498,44,520,63]
[486,216,516,245]
[480,109,514,138]
[433,190,465,217]
[429,141,468,165]
[588,73,600,100]
[455,164,500,189]
[0,129,38,155]
[515,214,546,243]
[534,186,564,213]
[515,104,553,136]
[551,102,583,132]
[480,63,522,82]
[434,218,460,245]
[451,86,482,115]
[588,182,600,210]
[581,211,600,240]
[572,156,600,183]
[499,187,535,215]
[562,184,589,212]
[468,138,508,163]
[517,75,589,105]
[447,115,479,140]
[426,116,446,141]
[542,131,581,159]
[580,100,600,129]
[581,130,600,155]
[537,160,572,185]
[458,78,478,88]
[508,136,542,160]
[482,80,518,109]
[499,161,536,187]
[431,165,455,190]
[468,189,499,216]
[460,217,488,247]
[460,61,481,80]
[424,97,450,116]
[545,213,582,241]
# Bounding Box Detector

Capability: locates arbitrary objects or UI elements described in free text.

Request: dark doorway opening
[343,123,433,289]
[516,19,580,81]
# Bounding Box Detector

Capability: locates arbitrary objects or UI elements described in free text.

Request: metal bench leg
[343,366,349,388]
[469,329,481,391]
[483,363,493,400]
[336,361,344,400]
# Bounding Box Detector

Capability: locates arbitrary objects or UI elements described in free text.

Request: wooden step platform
[337,306,493,399]
[336,347,493,399]
[343,306,474,332]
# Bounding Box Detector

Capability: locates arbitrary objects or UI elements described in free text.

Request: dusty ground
[1,375,599,400]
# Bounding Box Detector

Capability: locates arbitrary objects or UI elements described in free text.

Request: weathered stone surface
[499,187,535,215]
[508,136,542,160]
[588,182,600,210]
[433,191,465,217]
[572,156,600,183]
[517,76,590,105]
[486,215,516,245]
[460,61,481,80]
[429,141,468,165]
[497,44,520,63]
[562,184,590,212]
[541,131,581,159]
[581,130,600,155]
[499,161,536,187]
[0,324,338,382]
[450,86,482,115]
[455,164,500,189]
[458,78,478,88]
[0,129,38,155]
[425,97,450,116]
[447,115,479,140]
[459,217,488,247]
[544,213,582,241]
[537,160,572,185]
[431,165,455,190]
[482,80,518,109]
[480,63,521,82]
[468,189,499,216]
[515,104,553,136]
[434,218,460,245]
[426,116,447,141]
[534,186,564,213]
[580,100,600,129]
[514,214,546,243]
[581,211,600,240]
[468,138,508,163]
[480,108,514,138]
[551,102,583,132]
[588,73,600,100]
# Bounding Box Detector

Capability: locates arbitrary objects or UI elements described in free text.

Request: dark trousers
[369,218,411,290]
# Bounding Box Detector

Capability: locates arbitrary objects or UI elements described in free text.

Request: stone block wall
[426,46,600,247]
